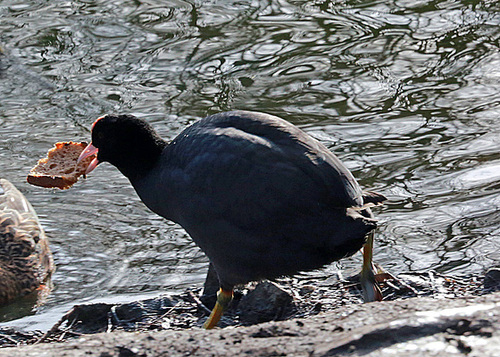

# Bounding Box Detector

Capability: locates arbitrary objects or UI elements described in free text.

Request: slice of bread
[27,142,96,189]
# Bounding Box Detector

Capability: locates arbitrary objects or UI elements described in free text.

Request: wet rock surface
[0,270,497,356]
[237,281,294,326]
[483,268,500,291]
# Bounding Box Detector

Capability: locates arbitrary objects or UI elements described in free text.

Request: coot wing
[168,111,362,225]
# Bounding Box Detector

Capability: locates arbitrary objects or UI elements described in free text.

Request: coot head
[81,114,166,179]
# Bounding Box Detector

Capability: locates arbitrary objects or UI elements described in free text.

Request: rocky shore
[1,269,499,356]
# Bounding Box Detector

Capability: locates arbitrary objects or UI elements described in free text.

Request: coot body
[132,111,376,289]
[79,110,385,327]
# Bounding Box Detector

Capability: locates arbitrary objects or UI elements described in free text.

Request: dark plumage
[79,110,385,328]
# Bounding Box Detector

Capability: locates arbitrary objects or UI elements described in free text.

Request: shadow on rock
[12,268,488,347]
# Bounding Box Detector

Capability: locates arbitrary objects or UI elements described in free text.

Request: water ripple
[0,0,499,329]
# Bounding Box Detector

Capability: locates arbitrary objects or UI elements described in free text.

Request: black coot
[78,111,385,328]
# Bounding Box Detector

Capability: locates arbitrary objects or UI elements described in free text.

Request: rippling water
[0,0,499,330]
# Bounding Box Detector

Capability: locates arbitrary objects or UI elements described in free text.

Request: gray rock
[484,268,500,290]
[238,281,294,325]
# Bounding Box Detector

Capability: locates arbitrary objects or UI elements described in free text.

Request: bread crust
[27,142,96,190]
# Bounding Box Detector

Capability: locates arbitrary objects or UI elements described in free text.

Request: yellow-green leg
[203,288,233,329]
[360,231,383,302]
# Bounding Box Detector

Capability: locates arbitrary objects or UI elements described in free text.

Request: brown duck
[0,179,54,306]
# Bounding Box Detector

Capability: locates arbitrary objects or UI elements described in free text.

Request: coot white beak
[77,143,100,174]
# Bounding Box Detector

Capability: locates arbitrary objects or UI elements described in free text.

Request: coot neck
[114,138,168,182]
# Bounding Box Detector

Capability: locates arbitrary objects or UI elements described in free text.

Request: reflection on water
[0,0,499,330]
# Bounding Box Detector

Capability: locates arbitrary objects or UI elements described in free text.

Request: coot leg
[360,231,383,302]
[200,262,219,309]
[203,288,233,329]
